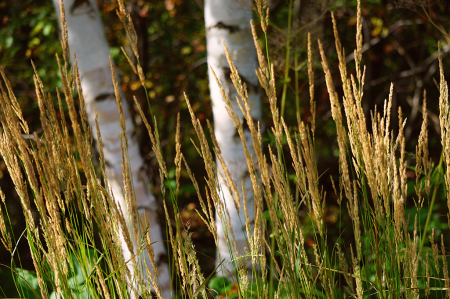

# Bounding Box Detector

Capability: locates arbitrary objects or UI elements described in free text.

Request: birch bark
[204,0,262,274]
[52,0,170,297]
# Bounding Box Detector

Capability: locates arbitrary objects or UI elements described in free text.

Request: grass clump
[1,0,450,298]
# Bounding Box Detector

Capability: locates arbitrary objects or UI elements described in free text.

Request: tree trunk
[204,0,262,274]
[52,0,170,297]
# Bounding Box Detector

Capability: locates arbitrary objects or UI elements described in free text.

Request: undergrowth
[1,0,450,298]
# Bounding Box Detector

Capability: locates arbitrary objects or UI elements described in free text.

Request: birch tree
[204,0,262,274]
[52,0,170,297]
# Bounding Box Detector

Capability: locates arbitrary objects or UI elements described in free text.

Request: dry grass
[1,0,450,298]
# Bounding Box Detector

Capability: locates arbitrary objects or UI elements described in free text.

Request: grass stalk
[419,150,444,256]
[280,0,293,120]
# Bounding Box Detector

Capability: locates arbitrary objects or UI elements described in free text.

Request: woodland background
[1,0,450,295]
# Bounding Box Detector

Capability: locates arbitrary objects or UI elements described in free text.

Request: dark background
[1,0,450,296]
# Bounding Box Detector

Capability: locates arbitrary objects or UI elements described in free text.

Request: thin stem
[295,51,300,116]
[419,150,444,256]
[280,0,293,119]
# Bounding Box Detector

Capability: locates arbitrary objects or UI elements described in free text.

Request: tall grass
[1,0,450,298]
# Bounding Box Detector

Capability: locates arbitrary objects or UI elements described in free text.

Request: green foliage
[16,268,47,299]
[0,1,61,89]
[2,0,450,298]
[8,249,98,299]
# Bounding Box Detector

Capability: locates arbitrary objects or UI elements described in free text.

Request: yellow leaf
[130,81,141,90]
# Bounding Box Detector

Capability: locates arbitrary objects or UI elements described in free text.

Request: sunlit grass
[1,0,450,298]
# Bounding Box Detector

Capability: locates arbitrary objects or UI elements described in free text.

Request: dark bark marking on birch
[242,119,251,133]
[104,160,112,168]
[232,127,240,143]
[240,169,250,181]
[223,67,259,94]
[209,22,240,33]
[137,205,151,211]
[70,0,94,16]
[157,253,169,267]
[232,119,254,143]
[94,93,113,102]
[223,67,233,89]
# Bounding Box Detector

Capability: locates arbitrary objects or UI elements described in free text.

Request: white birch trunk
[52,1,170,297]
[205,0,262,274]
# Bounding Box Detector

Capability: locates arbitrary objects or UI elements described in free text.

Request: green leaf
[28,37,41,48]
[109,47,120,59]
[47,249,97,299]
[15,268,44,299]
[263,210,274,228]
[43,24,53,36]
[181,46,192,55]
[49,287,91,299]
[5,36,13,49]
[30,21,44,36]
[208,276,232,294]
